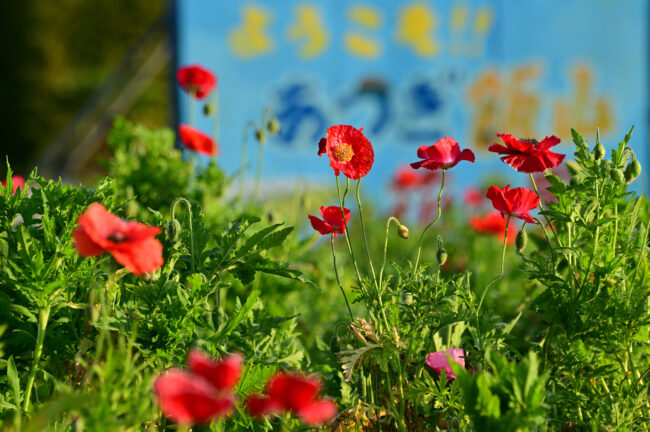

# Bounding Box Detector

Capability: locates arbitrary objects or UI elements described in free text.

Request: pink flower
[425,348,466,380]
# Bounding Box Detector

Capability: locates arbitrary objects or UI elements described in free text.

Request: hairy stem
[23,307,50,412]
[331,234,354,320]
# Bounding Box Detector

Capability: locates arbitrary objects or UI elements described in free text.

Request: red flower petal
[308,206,351,237]
[177,64,217,100]
[1,176,25,194]
[187,349,243,393]
[490,133,565,173]
[178,124,219,156]
[486,185,539,224]
[321,125,374,180]
[267,373,321,413]
[411,137,474,171]
[154,370,234,425]
[74,203,163,275]
[72,227,105,257]
[469,212,516,245]
[297,399,337,425]
[246,395,283,418]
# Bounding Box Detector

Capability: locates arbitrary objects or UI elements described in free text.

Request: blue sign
[176,0,648,210]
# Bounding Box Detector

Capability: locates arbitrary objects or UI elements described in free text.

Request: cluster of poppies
[309,124,566,239]
[154,349,336,426]
[176,64,219,156]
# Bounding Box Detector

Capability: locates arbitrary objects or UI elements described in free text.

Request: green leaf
[7,356,21,406]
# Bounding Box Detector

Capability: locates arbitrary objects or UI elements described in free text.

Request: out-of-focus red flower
[246,372,337,426]
[391,165,441,190]
[308,206,351,237]
[178,124,219,156]
[1,176,25,194]
[410,137,475,171]
[177,64,217,99]
[391,201,408,220]
[154,350,243,425]
[425,348,466,380]
[469,212,516,245]
[531,165,570,203]
[486,185,539,224]
[72,203,163,275]
[488,133,565,173]
[463,187,483,207]
[318,125,374,180]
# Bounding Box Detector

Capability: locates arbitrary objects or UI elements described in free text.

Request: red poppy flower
[410,137,475,171]
[154,350,243,425]
[469,212,516,245]
[308,206,351,237]
[488,133,565,173]
[318,125,374,180]
[178,124,219,156]
[72,203,163,275]
[486,185,539,224]
[463,187,483,207]
[177,64,217,99]
[1,176,25,194]
[246,372,337,426]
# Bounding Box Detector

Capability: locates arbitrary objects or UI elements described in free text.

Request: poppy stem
[380,217,401,291]
[23,306,50,412]
[413,169,446,274]
[171,198,196,273]
[477,214,511,315]
[355,180,379,289]
[336,176,366,303]
[331,234,354,321]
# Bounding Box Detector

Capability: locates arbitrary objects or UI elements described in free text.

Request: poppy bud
[436,248,448,266]
[254,128,266,143]
[267,117,281,135]
[203,103,215,116]
[401,290,413,305]
[565,161,581,176]
[166,219,182,244]
[593,142,605,161]
[624,158,641,184]
[516,228,528,254]
[397,224,409,239]
[436,235,448,265]
[610,168,625,184]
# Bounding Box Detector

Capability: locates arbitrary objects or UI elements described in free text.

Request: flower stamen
[331,143,354,162]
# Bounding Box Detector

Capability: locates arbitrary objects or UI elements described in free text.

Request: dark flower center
[107,231,126,243]
[519,138,539,147]
[332,143,354,163]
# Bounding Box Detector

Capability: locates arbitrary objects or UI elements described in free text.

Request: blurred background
[1,0,648,206]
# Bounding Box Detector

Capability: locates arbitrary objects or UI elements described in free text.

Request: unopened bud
[401,290,413,305]
[166,219,182,244]
[397,224,409,239]
[203,103,215,116]
[610,168,625,184]
[436,236,448,265]
[565,161,581,176]
[624,158,641,184]
[267,118,280,135]
[436,248,448,266]
[254,128,266,143]
[516,228,528,254]
[593,142,605,161]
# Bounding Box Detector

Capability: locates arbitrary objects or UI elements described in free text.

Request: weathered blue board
[176,0,648,206]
